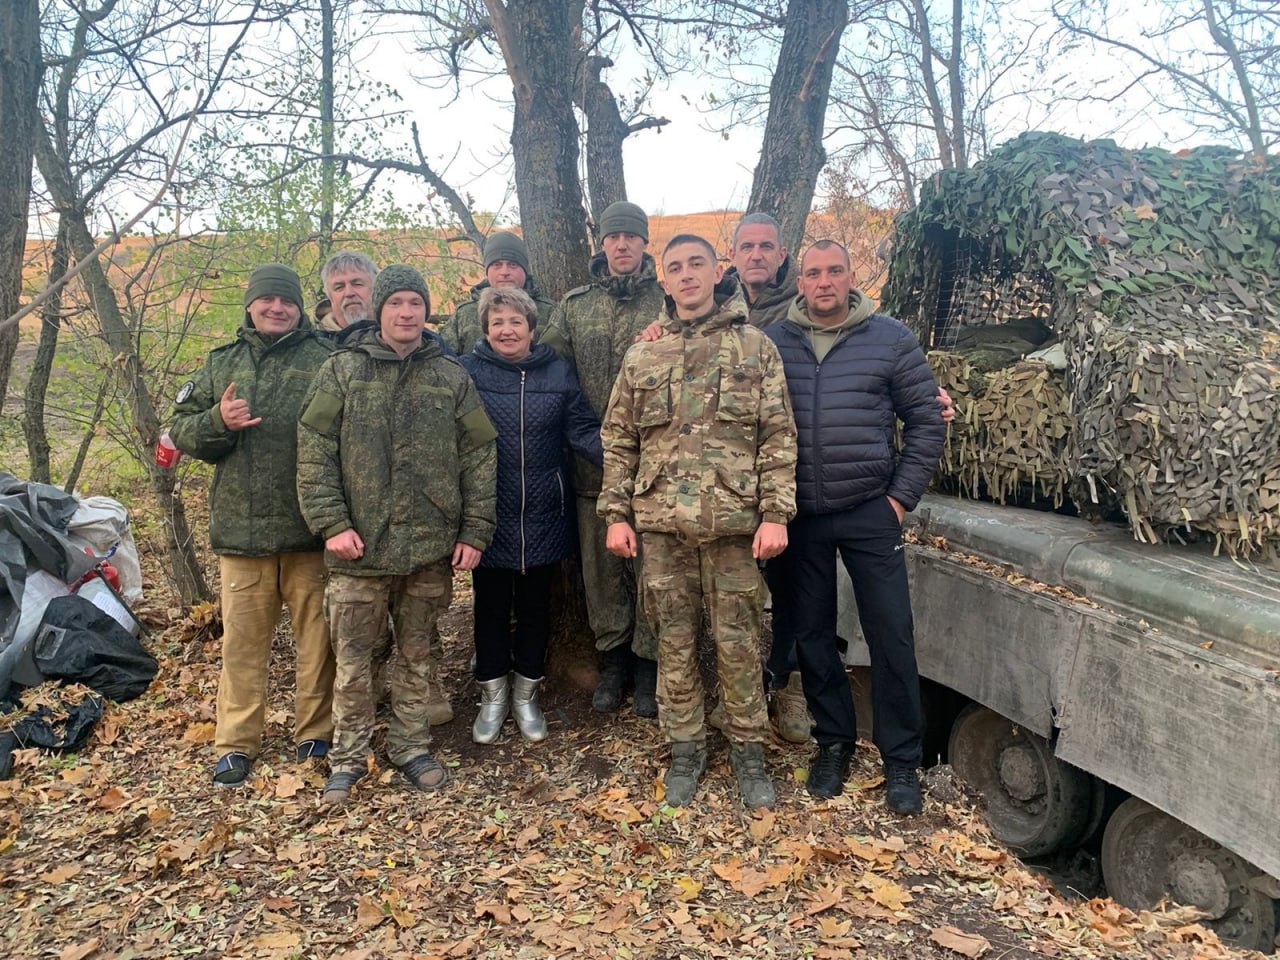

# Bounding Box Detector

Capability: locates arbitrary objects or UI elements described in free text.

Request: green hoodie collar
[588,251,659,300]
[785,289,875,331]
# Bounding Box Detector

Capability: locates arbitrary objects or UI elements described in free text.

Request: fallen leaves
[40,863,82,884]
[930,925,991,957]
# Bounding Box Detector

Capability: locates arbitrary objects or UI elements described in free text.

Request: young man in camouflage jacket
[598,234,797,810]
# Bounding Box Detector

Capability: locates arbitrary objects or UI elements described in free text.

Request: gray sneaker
[664,741,707,807]
[729,742,776,809]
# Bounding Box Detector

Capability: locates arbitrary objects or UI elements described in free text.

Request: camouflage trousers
[640,532,768,744]
[577,497,657,659]
[326,561,452,775]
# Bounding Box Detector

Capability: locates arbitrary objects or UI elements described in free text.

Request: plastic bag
[66,496,143,603]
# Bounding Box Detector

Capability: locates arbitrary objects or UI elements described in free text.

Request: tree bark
[484,0,591,298]
[748,0,849,255]
[574,55,630,223]
[319,0,336,258]
[0,0,42,415]
[23,221,68,484]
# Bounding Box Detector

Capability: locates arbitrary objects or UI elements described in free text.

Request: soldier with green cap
[554,200,664,718]
[169,263,337,788]
[297,264,498,806]
[440,231,562,355]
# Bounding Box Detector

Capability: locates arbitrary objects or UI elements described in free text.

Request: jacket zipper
[519,369,527,573]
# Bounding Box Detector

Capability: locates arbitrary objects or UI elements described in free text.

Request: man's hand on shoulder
[327,528,364,560]
[634,320,666,343]
[606,521,638,558]
[752,521,788,560]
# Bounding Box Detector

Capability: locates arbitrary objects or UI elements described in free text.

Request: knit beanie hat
[483,231,530,272]
[599,201,649,241]
[373,264,431,320]
[244,263,305,312]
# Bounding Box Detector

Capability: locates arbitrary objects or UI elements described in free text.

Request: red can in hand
[155,430,180,468]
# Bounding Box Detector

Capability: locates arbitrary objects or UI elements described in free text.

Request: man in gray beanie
[298,264,498,806]
[440,230,561,355]
[170,263,336,787]
[548,200,663,717]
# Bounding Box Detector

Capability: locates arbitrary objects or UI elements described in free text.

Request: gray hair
[478,286,539,332]
[320,249,378,285]
[733,212,783,248]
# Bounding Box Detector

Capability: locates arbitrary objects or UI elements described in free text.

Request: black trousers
[788,497,923,767]
[763,549,797,689]
[472,564,555,682]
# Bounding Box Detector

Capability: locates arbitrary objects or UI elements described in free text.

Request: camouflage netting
[883,132,1280,557]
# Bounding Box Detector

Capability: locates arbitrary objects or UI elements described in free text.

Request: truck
[838,494,1280,952]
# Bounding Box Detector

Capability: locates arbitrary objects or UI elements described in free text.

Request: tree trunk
[0,0,42,415]
[749,0,849,255]
[319,0,336,259]
[574,55,629,223]
[35,123,211,604]
[23,220,68,484]
[485,0,591,298]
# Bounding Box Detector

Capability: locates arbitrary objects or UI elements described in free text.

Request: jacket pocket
[716,363,761,423]
[635,368,673,428]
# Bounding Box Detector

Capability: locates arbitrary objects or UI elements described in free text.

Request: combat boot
[632,657,658,718]
[511,673,548,742]
[770,671,812,744]
[729,741,776,809]
[663,741,707,807]
[472,676,509,744]
[592,646,633,713]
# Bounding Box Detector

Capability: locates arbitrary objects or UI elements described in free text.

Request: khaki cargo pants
[327,561,452,776]
[216,551,334,757]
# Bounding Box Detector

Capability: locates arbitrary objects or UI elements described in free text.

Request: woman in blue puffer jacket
[459,286,603,744]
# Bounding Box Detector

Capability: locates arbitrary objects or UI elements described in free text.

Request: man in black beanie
[170,264,337,787]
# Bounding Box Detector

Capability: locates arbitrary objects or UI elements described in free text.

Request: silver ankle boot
[472,675,510,744]
[511,673,548,742]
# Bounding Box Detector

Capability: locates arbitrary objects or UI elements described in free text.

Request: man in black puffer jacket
[764,239,945,815]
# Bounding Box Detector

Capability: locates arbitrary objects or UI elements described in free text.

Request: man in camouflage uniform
[170,264,336,787]
[297,265,497,805]
[439,231,561,355]
[599,234,797,809]
[555,201,665,717]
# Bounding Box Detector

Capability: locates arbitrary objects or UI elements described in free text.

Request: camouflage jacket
[724,254,798,329]
[169,319,332,557]
[439,276,565,357]
[597,280,798,541]
[554,251,667,496]
[295,332,498,576]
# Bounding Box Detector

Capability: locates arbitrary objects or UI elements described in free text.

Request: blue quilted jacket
[461,341,603,570]
[764,298,945,516]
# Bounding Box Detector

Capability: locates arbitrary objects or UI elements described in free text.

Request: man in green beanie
[170,263,337,788]
[439,231,561,355]
[552,200,663,717]
[297,264,497,806]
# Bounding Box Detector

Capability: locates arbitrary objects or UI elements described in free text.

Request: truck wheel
[948,704,1094,857]
[1101,797,1277,952]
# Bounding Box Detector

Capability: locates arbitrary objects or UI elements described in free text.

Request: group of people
[170,201,950,813]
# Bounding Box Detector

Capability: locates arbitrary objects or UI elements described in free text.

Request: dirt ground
[0,565,1263,960]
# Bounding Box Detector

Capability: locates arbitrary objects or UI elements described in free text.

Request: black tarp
[32,596,158,702]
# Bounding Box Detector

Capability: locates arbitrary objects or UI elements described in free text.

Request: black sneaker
[884,764,923,815]
[806,742,854,798]
[296,739,330,761]
[632,657,658,718]
[592,647,633,713]
[212,751,251,787]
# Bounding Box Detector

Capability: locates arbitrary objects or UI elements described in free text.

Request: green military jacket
[169,319,332,557]
[295,331,498,576]
[724,254,797,329]
[597,279,798,543]
[438,276,564,357]
[554,251,667,497]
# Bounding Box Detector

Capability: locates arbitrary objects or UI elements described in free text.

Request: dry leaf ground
[0,510,1265,960]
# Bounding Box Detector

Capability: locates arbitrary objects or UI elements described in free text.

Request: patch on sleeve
[299,389,343,434]
[175,380,195,404]
[459,406,498,450]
